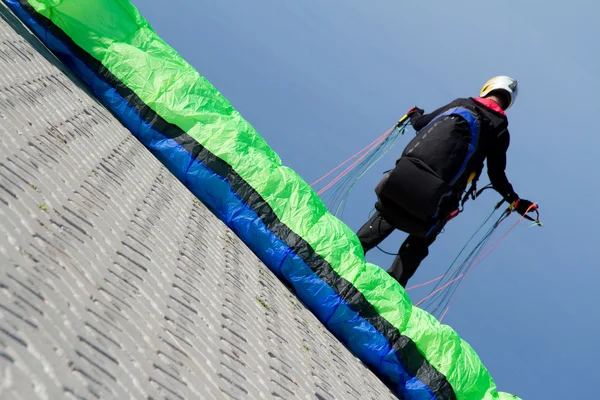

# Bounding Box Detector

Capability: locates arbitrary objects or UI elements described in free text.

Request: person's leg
[356,211,395,254]
[387,233,438,287]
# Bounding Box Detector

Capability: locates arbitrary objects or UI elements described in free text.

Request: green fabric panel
[24,1,523,399]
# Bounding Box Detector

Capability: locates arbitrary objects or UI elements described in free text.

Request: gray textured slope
[0,4,396,400]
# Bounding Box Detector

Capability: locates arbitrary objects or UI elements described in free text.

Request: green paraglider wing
[2,1,522,399]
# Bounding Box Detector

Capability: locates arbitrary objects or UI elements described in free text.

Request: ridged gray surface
[0,5,396,400]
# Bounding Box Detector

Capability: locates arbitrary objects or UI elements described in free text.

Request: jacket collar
[472,97,506,117]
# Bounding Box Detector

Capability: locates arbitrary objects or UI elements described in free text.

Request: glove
[514,199,537,216]
[407,106,424,116]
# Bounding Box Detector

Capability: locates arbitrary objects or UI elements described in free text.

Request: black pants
[356,211,439,287]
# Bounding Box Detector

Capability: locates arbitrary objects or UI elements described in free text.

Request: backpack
[375,106,483,236]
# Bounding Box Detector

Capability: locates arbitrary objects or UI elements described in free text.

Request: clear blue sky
[132,1,599,398]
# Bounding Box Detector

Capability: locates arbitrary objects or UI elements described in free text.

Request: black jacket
[374,97,519,236]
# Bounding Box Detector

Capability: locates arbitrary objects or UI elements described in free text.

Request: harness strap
[460,169,492,210]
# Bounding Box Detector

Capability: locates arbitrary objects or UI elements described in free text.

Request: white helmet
[480,76,518,110]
